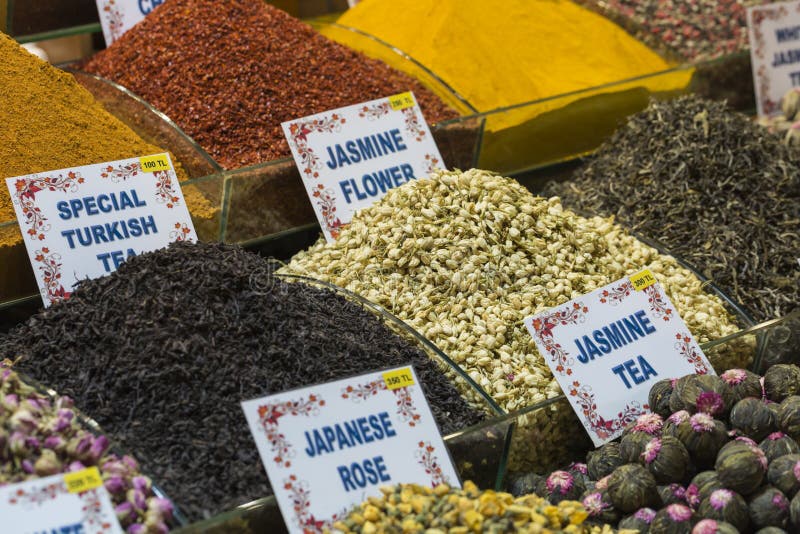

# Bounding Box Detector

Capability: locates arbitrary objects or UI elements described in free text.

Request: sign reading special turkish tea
[95,0,163,45]
[241,365,459,534]
[1,467,122,534]
[281,91,445,241]
[748,0,800,116]
[524,269,714,447]
[5,153,196,307]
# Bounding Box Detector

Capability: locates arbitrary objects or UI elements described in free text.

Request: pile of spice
[2,242,485,520]
[0,361,174,532]
[81,0,457,170]
[330,0,688,113]
[509,365,800,532]
[281,168,750,470]
[332,480,625,533]
[544,96,800,322]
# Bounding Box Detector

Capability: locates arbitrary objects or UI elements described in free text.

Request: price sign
[95,0,164,46]
[281,91,444,242]
[525,269,714,446]
[5,153,197,307]
[241,365,459,534]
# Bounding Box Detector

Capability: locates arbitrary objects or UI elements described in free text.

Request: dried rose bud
[115,501,137,526]
[67,460,85,472]
[86,435,110,463]
[3,393,19,410]
[131,476,151,494]
[42,435,64,451]
[104,475,127,495]
[9,409,37,433]
[127,488,147,511]
[145,497,174,522]
[126,525,145,534]
[33,449,61,476]
[8,431,26,456]
[21,459,34,474]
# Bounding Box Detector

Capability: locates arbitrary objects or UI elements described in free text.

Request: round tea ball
[607,464,661,513]
[587,442,624,480]
[650,379,675,418]
[791,492,800,530]
[691,519,739,534]
[663,410,691,438]
[535,470,584,503]
[691,471,724,502]
[623,412,664,437]
[760,432,800,463]
[567,461,590,487]
[730,398,778,442]
[619,507,657,533]
[716,441,768,496]
[720,368,763,405]
[697,489,750,532]
[671,374,732,416]
[581,489,619,524]
[767,454,800,498]
[778,396,800,440]
[676,412,729,469]
[506,471,541,497]
[659,483,688,507]
[754,528,788,534]
[641,436,690,484]
[749,486,790,529]
[651,503,695,533]
[621,430,656,463]
[764,365,800,403]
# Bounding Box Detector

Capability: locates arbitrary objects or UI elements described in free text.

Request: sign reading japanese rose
[5,153,197,307]
[2,468,122,534]
[241,365,459,534]
[748,0,800,116]
[95,0,163,46]
[281,91,445,241]
[524,269,714,447]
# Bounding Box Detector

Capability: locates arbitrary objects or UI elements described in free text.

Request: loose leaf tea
[2,242,484,520]
[545,96,800,322]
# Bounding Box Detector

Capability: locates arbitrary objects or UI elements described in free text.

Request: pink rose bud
[88,435,110,462]
[146,497,174,521]
[9,409,37,432]
[3,394,19,410]
[67,460,85,472]
[34,450,62,476]
[115,501,137,526]
[21,459,34,474]
[127,488,147,511]
[104,475,127,495]
[8,431,26,455]
[126,524,145,534]
[132,476,151,494]
[43,435,64,450]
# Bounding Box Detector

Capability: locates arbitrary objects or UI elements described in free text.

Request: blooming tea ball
[676,412,729,468]
[764,365,800,403]
[760,432,800,463]
[767,454,800,498]
[650,379,675,418]
[659,483,689,507]
[697,488,750,532]
[607,464,661,513]
[623,413,664,438]
[778,396,800,440]
[748,486,790,529]
[567,461,591,487]
[621,430,656,464]
[581,489,620,524]
[587,442,624,480]
[670,374,732,417]
[753,527,788,534]
[663,410,690,438]
[641,436,690,484]
[506,471,542,497]
[691,518,740,534]
[720,368,763,405]
[535,469,584,503]
[730,397,778,442]
[715,440,768,496]
[791,492,800,530]
[651,503,695,533]
[619,507,656,533]
[690,471,724,503]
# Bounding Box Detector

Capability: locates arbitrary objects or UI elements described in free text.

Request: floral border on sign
[100,0,125,43]
[8,483,114,533]
[34,248,71,305]
[415,441,449,486]
[13,172,84,241]
[287,114,346,178]
[79,489,116,532]
[675,333,711,374]
[169,223,193,242]
[257,394,325,468]
[401,107,427,142]
[100,161,141,183]
[568,380,648,441]
[599,280,633,305]
[342,379,421,427]
[644,284,672,321]
[283,475,347,534]
[423,153,441,175]
[8,481,65,507]
[530,302,588,376]
[152,170,181,208]
[358,102,391,120]
[750,5,793,115]
[311,184,344,239]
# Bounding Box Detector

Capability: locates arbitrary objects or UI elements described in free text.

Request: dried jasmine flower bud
[621,430,656,464]
[764,365,800,403]
[581,489,620,524]
[749,486,790,529]
[651,503,695,533]
[778,396,800,440]
[607,464,661,513]
[721,369,763,405]
[650,379,675,418]
[535,469,584,503]
[659,483,688,506]
[663,410,691,438]
[623,413,664,437]
[767,454,800,498]
[619,507,656,533]
[587,442,624,480]
[671,374,732,416]
[506,471,542,497]
[730,397,778,442]
[641,436,690,484]
[692,518,740,534]
[716,440,768,496]
[697,489,750,532]
[676,412,729,469]
[760,432,800,463]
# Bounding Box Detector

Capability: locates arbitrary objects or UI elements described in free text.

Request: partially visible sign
[2,469,122,534]
[525,269,714,447]
[95,0,164,45]
[5,153,196,307]
[241,365,459,534]
[281,91,444,241]
[748,1,800,116]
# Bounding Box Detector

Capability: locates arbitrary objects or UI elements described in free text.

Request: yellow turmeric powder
[0,33,217,301]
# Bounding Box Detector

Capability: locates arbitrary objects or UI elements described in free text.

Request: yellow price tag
[64,467,103,494]
[383,367,415,390]
[630,269,657,291]
[388,92,415,111]
[139,153,172,172]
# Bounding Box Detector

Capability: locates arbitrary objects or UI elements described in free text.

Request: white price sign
[95,0,163,45]
[525,269,714,446]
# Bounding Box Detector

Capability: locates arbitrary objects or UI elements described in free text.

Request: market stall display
[1,241,489,520]
[544,96,800,323]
